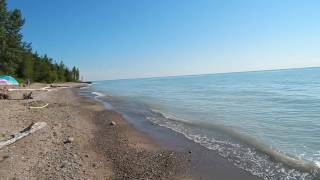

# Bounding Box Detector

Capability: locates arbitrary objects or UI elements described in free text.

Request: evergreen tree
[0,0,80,83]
[0,0,9,73]
[76,68,80,81]
[2,7,24,75]
[57,61,66,82]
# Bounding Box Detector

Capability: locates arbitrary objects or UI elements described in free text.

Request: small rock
[0,155,9,162]
[63,137,74,144]
[92,163,97,168]
[110,121,116,126]
[0,93,9,99]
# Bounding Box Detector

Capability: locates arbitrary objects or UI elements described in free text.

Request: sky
[8,0,320,80]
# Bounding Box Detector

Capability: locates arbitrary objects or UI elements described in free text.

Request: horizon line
[91,66,320,82]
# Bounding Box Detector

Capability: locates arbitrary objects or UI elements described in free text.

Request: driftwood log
[0,93,9,99]
[8,86,51,92]
[29,103,49,109]
[23,92,33,99]
[0,122,47,149]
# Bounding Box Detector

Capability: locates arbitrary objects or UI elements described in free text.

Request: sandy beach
[0,84,189,179]
[2,0,320,179]
[0,84,260,179]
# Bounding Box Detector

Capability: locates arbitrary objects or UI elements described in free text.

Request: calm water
[87,67,320,179]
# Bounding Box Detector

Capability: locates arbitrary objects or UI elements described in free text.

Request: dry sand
[0,84,190,179]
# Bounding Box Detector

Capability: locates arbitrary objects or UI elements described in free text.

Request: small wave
[148,109,319,179]
[193,122,319,174]
[149,108,190,123]
[79,86,88,89]
[82,87,320,179]
[91,91,105,97]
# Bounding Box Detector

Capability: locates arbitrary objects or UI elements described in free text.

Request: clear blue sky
[8,0,320,80]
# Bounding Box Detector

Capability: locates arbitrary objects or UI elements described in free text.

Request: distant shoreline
[90,66,320,82]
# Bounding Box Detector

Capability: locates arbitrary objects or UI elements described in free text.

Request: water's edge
[79,81,319,179]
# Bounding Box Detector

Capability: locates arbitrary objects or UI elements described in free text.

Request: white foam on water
[80,86,89,89]
[83,87,320,179]
[91,91,105,97]
[146,109,319,180]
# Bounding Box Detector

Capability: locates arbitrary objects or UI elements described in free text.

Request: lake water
[86,67,320,179]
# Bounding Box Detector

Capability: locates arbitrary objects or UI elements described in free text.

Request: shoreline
[86,78,320,180]
[77,89,191,179]
[0,84,189,179]
[0,83,260,179]
[79,87,261,180]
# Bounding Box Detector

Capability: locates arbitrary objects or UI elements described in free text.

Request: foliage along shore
[0,0,79,83]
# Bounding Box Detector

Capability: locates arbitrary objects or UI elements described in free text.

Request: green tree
[0,0,80,83]
[21,53,34,80]
[65,68,73,82]
[57,61,66,82]
[0,0,7,70]
[71,66,77,81]
[1,6,24,75]
[76,68,80,81]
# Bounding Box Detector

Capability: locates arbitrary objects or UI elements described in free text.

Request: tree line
[0,0,80,83]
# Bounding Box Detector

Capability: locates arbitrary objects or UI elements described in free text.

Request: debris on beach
[110,121,117,126]
[26,100,49,109]
[23,92,33,99]
[0,93,9,99]
[29,103,49,109]
[50,84,70,88]
[63,137,74,144]
[0,155,9,162]
[0,122,47,149]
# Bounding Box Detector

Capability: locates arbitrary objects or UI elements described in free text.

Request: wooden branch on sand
[0,93,9,99]
[8,86,51,92]
[8,85,71,92]
[0,122,47,149]
[29,103,49,109]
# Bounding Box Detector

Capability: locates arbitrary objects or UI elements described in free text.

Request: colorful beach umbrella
[0,75,19,85]
[0,79,9,85]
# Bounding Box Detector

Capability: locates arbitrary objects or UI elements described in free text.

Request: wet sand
[79,87,261,180]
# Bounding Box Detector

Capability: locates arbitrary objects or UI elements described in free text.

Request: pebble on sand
[63,137,74,144]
